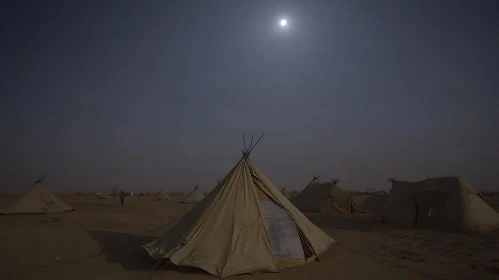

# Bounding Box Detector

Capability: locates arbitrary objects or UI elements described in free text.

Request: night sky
[1,1,498,193]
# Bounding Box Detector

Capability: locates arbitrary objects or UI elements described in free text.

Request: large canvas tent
[143,136,334,278]
[291,177,363,214]
[381,177,499,231]
[0,176,74,215]
[179,185,205,203]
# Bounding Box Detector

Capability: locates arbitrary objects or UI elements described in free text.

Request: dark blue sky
[1,1,498,193]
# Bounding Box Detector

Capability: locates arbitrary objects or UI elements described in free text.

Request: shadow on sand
[86,230,156,271]
[85,230,208,275]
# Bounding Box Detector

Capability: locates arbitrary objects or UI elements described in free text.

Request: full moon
[280,19,287,27]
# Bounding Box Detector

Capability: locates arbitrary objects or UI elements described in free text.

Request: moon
[280,19,287,27]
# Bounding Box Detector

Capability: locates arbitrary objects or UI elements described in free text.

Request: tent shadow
[85,230,211,275]
[86,230,158,271]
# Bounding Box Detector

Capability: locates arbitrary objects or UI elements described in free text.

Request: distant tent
[351,194,369,204]
[96,193,111,199]
[361,194,391,212]
[179,185,205,203]
[291,177,363,214]
[381,177,499,231]
[143,134,334,278]
[154,191,172,201]
[0,175,74,215]
[281,187,292,199]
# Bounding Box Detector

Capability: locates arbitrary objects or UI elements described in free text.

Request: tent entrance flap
[260,201,305,259]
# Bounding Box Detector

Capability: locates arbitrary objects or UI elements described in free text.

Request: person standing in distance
[120,191,125,206]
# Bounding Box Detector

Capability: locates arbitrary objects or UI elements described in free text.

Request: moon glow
[280,19,287,27]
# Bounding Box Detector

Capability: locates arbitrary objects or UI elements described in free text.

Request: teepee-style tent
[0,175,74,215]
[143,134,334,278]
[179,185,205,203]
[381,177,499,231]
[291,177,363,214]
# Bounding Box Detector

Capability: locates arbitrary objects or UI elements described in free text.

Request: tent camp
[291,177,363,214]
[179,185,205,203]
[381,177,499,231]
[143,135,334,278]
[154,191,172,201]
[0,176,74,215]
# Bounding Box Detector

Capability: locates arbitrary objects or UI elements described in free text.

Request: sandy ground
[1,195,498,280]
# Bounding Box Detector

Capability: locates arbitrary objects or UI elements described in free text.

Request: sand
[1,195,498,280]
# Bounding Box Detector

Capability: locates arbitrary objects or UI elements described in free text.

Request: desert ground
[1,195,498,280]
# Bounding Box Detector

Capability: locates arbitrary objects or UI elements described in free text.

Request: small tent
[381,177,499,231]
[179,185,205,203]
[0,176,74,215]
[154,191,172,201]
[281,187,292,199]
[96,192,111,199]
[291,177,363,214]
[143,137,334,278]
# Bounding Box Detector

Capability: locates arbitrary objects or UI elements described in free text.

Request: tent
[291,177,363,214]
[179,185,205,203]
[351,194,369,205]
[96,192,111,199]
[154,191,172,201]
[381,177,499,231]
[361,194,391,212]
[281,187,292,199]
[142,138,334,278]
[0,177,74,215]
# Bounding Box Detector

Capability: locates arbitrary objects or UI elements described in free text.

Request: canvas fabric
[362,194,391,212]
[143,156,334,278]
[179,187,205,203]
[291,180,363,214]
[381,177,499,231]
[0,183,74,214]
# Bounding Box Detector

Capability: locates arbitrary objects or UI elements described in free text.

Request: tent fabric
[291,179,363,214]
[154,192,172,201]
[362,194,391,212]
[351,194,369,205]
[281,187,292,199]
[179,185,205,203]
[0,183,74,214]
[381,177,499,231]
[142,156,334,278]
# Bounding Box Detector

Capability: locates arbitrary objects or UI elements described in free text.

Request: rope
[139,249,177,280]
[138,257,164,280]
[99,246,135,257]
